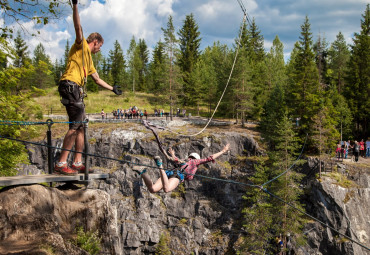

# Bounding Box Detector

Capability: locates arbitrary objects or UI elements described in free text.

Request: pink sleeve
[194,156,215,166]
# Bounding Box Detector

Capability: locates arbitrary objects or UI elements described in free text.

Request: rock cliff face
[301,158,370,255]
[0,184,120,254]
[2,123,260,254]
[1,122,369,254]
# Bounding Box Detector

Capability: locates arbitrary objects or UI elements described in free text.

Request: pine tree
[286,16,320,141]
[265,36,286,91]
[108,40,126,87]
[269,113,307,251]
[241,163,274,254]
[87,52,104,92]
[237,18,267,120]
[344,4,370,138]
[178,13,201,106]
[313,33,329,86]
[32,43,54,88]
[13,31,30,68]
[327,32,350,94]
[162,15,180,119]
[151,40,167,95]
[311,105,339,177]
[260,83,287,149]
[136,39,149,92]
[126,36,140,93]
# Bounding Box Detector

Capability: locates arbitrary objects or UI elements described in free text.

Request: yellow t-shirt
[60,38,97,86]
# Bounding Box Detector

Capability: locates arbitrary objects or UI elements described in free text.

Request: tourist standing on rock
[101,109,105,119]
[359,139,365,158]
[55,0,122,175]
[344,140,350,159]
[136,144,230,193]
[366,138,370,158]
[353,141,360,162]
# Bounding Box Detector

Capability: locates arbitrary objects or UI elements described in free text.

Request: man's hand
[72,0,78,5]
[112,84,122,95]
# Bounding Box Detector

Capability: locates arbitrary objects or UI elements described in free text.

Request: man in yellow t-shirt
[55,0,122,175]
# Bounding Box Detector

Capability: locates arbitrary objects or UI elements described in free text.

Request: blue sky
[5,0,368,62]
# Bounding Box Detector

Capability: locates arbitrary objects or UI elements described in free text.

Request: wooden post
[46,119,54,175]
[84,119,90,181]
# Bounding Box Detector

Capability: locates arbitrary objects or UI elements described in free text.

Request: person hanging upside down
[137,143,230,193]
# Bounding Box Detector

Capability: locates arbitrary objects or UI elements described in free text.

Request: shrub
[75,226,102,255]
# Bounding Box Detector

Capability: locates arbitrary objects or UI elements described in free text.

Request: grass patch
[171,182,186,198]
[34,87,169,115]
[325,172,357,189]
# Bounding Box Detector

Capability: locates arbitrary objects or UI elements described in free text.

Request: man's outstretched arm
[72,0,83,44]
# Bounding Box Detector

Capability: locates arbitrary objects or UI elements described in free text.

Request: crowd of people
[99,107,188,120]
[106,106,147,120]
[335,138,370,162]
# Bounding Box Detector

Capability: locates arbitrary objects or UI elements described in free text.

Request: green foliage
[75,226,101,255]
[178,13,201,106]
[0,0,63,39]
[108,40,127,86]
[155,231,171,255]
[286,16,320,142]
[327,32,350,94]
[171,182,186,198]
[344,4,370,138]
[241,164,274,254]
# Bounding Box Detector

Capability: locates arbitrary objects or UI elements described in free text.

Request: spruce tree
[313,34,329,86]
[237,18,267,120]
[268,113,307,251]
[178,13,201,106]
[126,36,140,93]
[266,36,286,91]
[32,43,54,88]
[344,4,370,138]
[63,39,70,71]
[13,31,30,68]
[241,164,273,254]
[151,41,167,95]
[162,15,180,119]
[327,32,350,94]
[286,16,320,141]
[108,40,126,88]
[87,52,104,92]
[136,39,149,92]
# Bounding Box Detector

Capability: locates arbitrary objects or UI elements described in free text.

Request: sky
[4,0,369,62]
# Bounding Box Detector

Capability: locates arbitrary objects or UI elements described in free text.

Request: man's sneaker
[71,162,94,173]
[54,163,78,175]
[154,156,163,167]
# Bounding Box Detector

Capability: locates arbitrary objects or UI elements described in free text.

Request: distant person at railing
[353,141,360,162]
[101,109,105,119]
[55,0,122,175]
[359,139,365,158]
[366,138,370,158]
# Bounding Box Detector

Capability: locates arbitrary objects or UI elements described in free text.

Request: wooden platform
[0,173,109,187]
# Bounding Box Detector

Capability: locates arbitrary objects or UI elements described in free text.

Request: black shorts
[58,80,86,130]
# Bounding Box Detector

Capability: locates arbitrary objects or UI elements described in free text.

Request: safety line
[261,133,308,187]
[0,135,257,188]
[1,134,369,252]
[262,188,370,252]
[0,120,87,126]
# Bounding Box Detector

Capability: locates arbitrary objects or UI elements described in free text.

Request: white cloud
[3,0,367,65]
